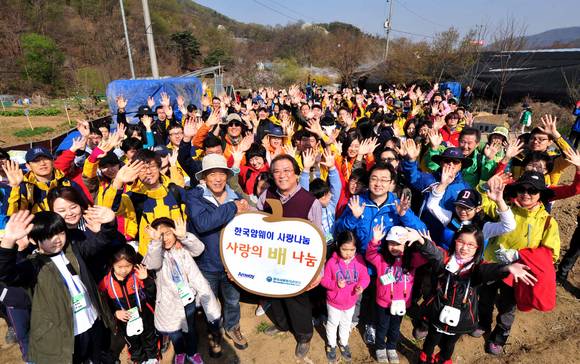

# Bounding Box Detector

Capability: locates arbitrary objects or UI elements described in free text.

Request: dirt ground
[0,160,578,364]
[0,112,81,148]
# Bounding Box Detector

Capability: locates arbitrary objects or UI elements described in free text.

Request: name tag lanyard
[443,274,470,304]
[110,273,142,312]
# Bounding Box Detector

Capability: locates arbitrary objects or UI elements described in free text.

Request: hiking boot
[187,353,204,364]
[469,327,486,338]
[413,327,428,340]
[364,324,376,345]
[485,342,503,356]
[418,351,433,364]
[207,333,222,358]
[338,344,352,362]
[5,327,17,344]
[225,325,248,350]
[387,349,400,364]
[264,325,284,336]
[325,345,337,363]
[375,348,388,363]
[295,341,310,359]
[174,353,186,364]
[161,335,170,353]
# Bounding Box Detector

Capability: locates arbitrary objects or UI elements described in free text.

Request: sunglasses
[228,121,242,127]
[516,186,540,195]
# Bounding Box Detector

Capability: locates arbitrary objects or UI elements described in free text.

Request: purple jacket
[320,252,370,310]
[366,239,425,308]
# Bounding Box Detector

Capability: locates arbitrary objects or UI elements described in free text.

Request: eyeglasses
[516,186,540,195]
[456,240,478,249]
[381,157,397,162]
[169,131,183,136]
[273,169,294,176]
[531,136,550,142]
[441,159,461,165]
[228,121,242,127]
[370,177,392,184]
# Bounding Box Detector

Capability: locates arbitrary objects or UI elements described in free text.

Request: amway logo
[238,272,255,279]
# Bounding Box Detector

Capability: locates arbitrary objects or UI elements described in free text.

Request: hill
[524,26,580,49]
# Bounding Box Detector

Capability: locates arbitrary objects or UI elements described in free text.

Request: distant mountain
[524,27,580,49]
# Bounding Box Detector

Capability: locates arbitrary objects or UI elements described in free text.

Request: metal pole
[119,0,135,79]
[384,0,394,62]
[141,0,159,78]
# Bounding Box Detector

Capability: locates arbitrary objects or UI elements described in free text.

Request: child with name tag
[143,217,222,364]
[99,245,159,364]
[320,231,370,363]
[409,225,536,364]
[366,223,425,364]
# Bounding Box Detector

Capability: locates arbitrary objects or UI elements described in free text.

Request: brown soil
[0,169,578,364]
[0,112,83,148]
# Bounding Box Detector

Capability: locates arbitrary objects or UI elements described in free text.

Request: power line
[252,0,301,23]
[394,0,446,29]
[391,28,435,39]
[268,0,317,23]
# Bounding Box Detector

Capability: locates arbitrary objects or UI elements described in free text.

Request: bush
[19,33,64,86]
[0,108,61,117]
[13,127,55,138]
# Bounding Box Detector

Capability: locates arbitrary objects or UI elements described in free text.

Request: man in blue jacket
[401,142,471,247]
[185,154,250,356]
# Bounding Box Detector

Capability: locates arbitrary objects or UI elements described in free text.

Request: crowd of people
[0,82,578,364]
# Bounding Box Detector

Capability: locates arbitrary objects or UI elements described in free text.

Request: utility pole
[119,0,135,79]
[141,0,159,78]
[383,0,394,63]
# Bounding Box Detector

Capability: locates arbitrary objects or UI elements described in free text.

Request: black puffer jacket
[419,240,509,334]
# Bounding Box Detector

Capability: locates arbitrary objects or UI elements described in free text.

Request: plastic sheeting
[440,82,462,100]
[106,76,203,124]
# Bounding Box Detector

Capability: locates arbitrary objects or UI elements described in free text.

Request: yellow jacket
[8,169,71,214]
[482,195,560,262]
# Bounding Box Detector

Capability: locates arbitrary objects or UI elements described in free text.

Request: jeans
[375,305,403,350]
[326,304,355,347]
[5,306,30,361]
[158,303,199,356]
[201,270,241,331]
[266,292,313,343]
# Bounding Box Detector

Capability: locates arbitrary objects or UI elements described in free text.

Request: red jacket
[439,125,460,147]
[54,150,94,204]
[503,246,556,312]
[238,163,269,195]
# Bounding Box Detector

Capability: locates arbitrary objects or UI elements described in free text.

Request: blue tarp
[106,77,203,124]
[440,81,462,100]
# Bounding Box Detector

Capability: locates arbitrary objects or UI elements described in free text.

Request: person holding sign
[257,154,323,360]
[0,208,119,364]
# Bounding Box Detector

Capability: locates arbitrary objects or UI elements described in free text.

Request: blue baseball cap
[25,147,53,163]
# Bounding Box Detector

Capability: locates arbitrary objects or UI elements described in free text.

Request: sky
[194,0,579,41]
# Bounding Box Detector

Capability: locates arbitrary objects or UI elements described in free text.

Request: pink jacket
[320,252,370,310]
[365,239,424,308]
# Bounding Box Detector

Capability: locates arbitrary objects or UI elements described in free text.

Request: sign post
[220,199,326,298]
[24,109,34,130]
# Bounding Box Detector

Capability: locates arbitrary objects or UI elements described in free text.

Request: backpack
[130,183,184,224]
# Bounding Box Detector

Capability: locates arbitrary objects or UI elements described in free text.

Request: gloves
[495,247,520,264]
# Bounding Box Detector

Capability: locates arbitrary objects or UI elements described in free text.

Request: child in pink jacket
[321,231,370,363]
[366,224,424,364]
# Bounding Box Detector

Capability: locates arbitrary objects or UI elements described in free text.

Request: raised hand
[168,149,178,167]
[145,225,161,240]
[484,140,502,160]
[395,193,411,216]
[1,210,34,246]
[135,264,148,280]
[405,228,424,245]
[306,119,323,137]
[76,120,90,138]
[177,95,185,108]
[358,137,379,157]
[70,136,87,152]
[504,139,524,161]
[538,114,560,139]
[427,129,443,150]
[85,205,116,225]
[116,95,128,111]
[239,134,254,152]
[320,148,335,170]
[173,217,187,240]
[486,174,505,202]
[160,92,170,107]
[183,118,197,141]
[147,96,155,109]
[206,110,220,127]
[508,263,538,286]
[302,148,316,171]
[563,148,580,167]
[114,160,145,185]
[404,139,420,161]
[2,160,24,188]
[348,195,366,219]
[283,143,297,157]
[371,219,385,242]
[116,123,127,139]
[417,229,432,244]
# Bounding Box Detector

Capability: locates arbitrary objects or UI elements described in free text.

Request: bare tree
[489,17,528,113]
[329,29,369,87]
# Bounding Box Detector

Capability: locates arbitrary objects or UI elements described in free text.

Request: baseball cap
[454,189,482,209]
[25,147,53,163]
[385,226,408,245]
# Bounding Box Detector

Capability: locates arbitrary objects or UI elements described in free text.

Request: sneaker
[5,327,17,344]
[187,353,204,364]
[413,327,428,340]
[174,353,186,364]
[486,342,503,356]
[469,327,486,338]
[338,344,352,362]
[264,325,284,336]
[143,359,159,364]
[295,341,310,359]
[325,346,337,362]
[255,304,266,316]
[225,326,248,350]
[387,349,400,364]
[364,324,376,345]
[375,348,388,363]
[207,333,222,358]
